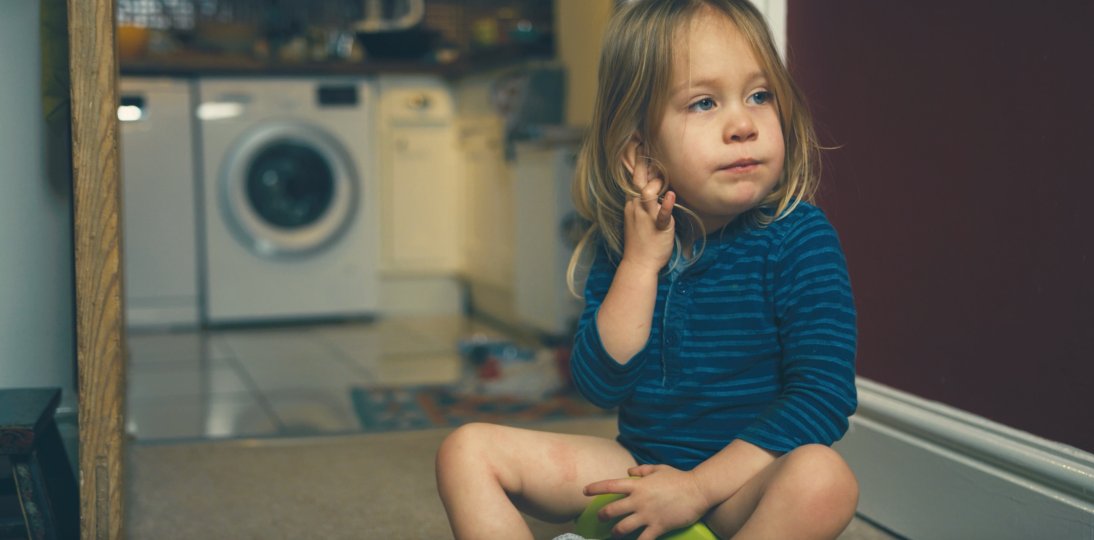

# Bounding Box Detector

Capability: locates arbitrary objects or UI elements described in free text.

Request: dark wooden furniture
[0,388,78,539]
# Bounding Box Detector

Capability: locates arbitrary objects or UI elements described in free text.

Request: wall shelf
[120,46,550,78]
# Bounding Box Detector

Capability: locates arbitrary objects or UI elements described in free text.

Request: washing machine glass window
[220,122,358,258]
[246,141,334,229]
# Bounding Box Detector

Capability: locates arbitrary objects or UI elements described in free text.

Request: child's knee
[781,445,859,518]
[436,422,496,471]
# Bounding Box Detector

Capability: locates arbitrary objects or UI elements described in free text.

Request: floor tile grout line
[306,329,382,385]
[217,329,384,434]
[214,333,291,433]
[126,334,242,405]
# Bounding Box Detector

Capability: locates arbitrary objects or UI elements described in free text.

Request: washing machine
[197,77,380,324]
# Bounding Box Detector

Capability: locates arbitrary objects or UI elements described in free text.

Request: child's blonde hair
[567,0,822,294]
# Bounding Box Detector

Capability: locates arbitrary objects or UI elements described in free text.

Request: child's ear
[621,135,642,176]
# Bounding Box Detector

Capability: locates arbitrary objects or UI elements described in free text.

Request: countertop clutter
[118,0,554,77]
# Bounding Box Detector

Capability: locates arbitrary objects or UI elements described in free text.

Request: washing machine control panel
[317,85,359,107]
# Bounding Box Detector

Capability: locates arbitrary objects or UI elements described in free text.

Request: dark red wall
[787,1,1094,452]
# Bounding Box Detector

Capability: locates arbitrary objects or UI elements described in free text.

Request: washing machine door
[219,122,359,257]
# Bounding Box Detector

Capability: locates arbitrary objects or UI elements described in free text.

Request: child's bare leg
[705,444,859,540]
[435,422,637,540]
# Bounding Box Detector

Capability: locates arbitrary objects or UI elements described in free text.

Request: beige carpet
[127,418,894,539]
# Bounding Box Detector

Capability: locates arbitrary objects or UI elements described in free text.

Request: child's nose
[723,111,758,143]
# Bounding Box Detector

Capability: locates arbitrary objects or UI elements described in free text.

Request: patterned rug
[350,385,613,433]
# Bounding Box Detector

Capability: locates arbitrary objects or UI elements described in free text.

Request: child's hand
[622,147,676,274]
[584,464,709,540]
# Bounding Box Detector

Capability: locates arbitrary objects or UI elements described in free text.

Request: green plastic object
[574,492,719,540]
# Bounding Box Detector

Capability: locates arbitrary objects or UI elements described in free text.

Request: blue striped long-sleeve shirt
[571,203,857,470]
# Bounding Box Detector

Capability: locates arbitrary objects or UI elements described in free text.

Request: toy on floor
[574,492,719,540]
[456,336,565,399]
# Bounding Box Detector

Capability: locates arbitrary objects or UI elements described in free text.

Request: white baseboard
[378,275,465,315]
[834,378,1094,539]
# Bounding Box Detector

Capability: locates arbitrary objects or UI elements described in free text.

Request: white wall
[0,0,77,409]
[750,0,787,61]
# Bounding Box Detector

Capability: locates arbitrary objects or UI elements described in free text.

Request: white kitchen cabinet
[378,76,462,274]
[460,117,513,290]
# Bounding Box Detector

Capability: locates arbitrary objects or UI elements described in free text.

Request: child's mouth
[720,159,760,173]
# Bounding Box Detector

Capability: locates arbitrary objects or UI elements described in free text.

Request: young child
[436,1,859,538]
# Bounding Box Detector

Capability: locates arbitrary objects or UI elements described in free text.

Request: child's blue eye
[748,91,774,105]
[689,98,716,112]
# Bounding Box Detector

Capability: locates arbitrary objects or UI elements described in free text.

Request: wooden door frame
[68,0,126,538]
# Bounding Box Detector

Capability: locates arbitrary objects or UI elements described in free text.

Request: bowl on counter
[356,27,439,60]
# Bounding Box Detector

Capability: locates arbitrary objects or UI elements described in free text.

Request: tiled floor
[126,315,512,441]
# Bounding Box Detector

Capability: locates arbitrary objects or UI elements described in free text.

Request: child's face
[654,11,785,232]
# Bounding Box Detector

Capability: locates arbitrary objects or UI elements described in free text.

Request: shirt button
[678,282,689,295]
